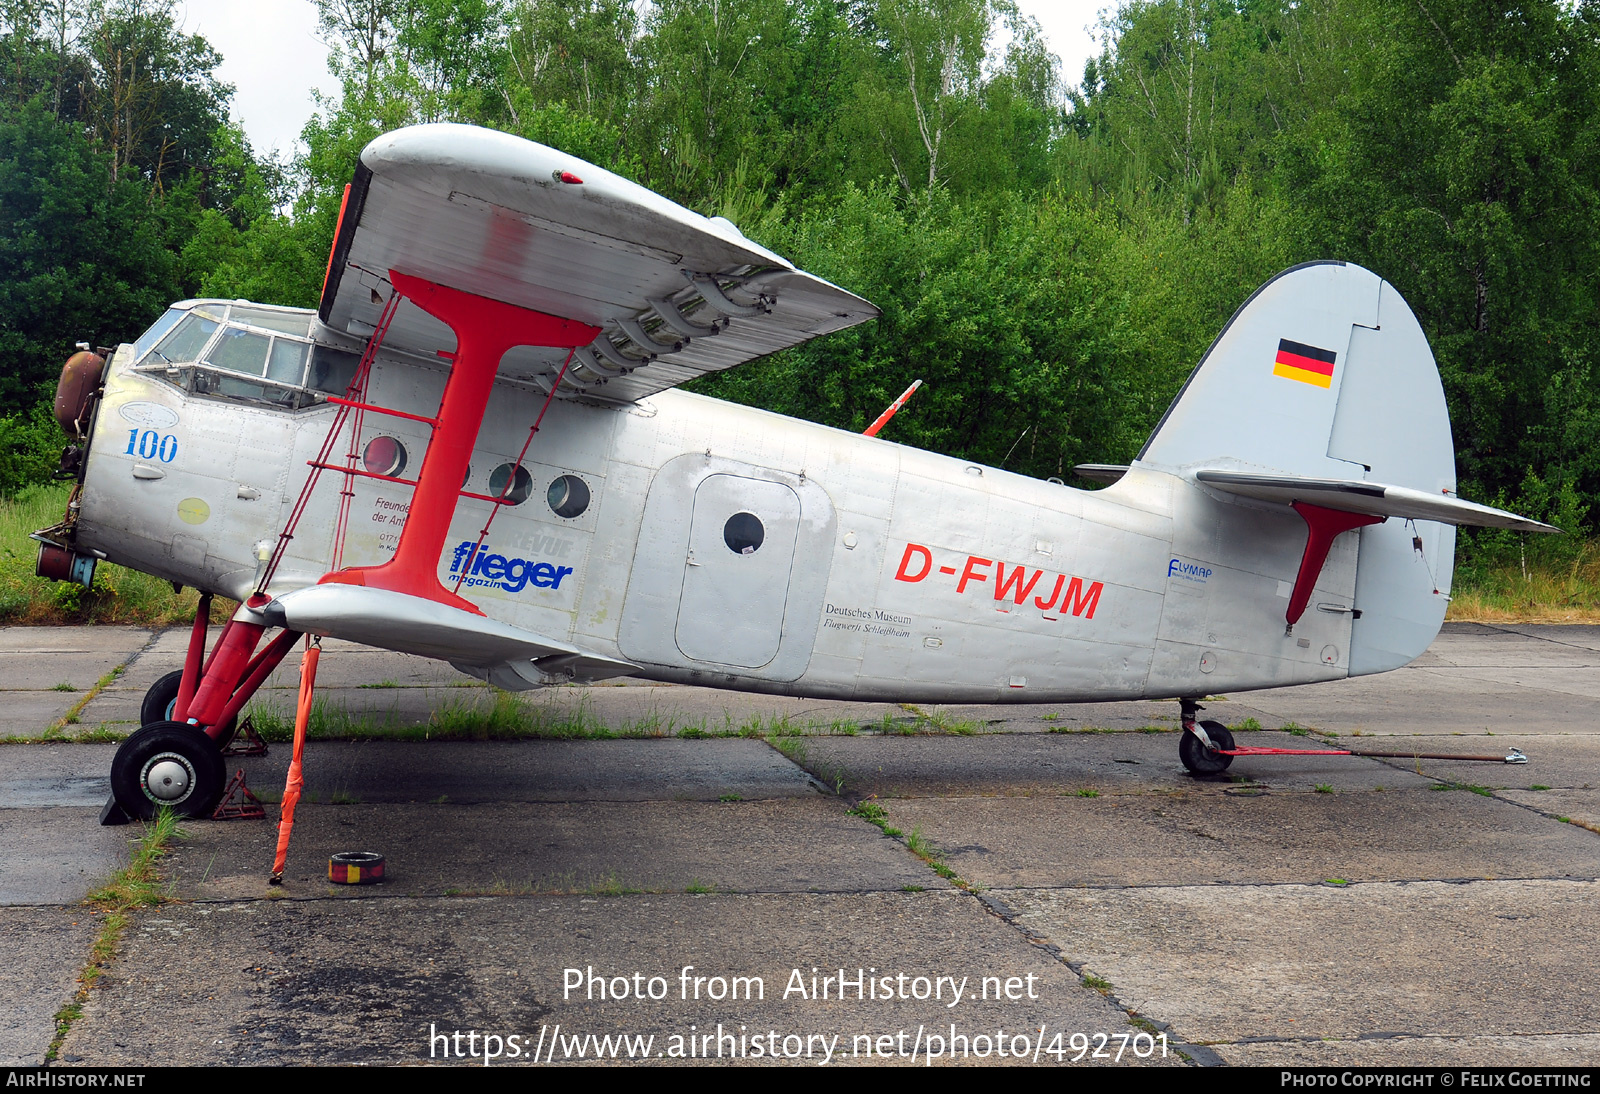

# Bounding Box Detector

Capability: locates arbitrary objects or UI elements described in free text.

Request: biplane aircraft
[34,123,1552,825]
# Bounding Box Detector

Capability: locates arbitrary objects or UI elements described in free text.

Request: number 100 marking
[125,429,178,462]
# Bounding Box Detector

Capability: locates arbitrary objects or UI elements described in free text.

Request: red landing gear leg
[103,606,302,826]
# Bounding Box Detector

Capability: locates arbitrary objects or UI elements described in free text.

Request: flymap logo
[1168,558,1211,584]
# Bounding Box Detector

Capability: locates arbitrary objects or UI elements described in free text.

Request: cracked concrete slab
[0,693,85,737]
[56,892,1157,1067]
[1366,734,1600,790]
[881,787,1600,888]
[798,731,1438,798]
[1003,879,1600,1050]
[0,906,100,1065]
[166,799,946,900]
[8,621,1600,1068]
[230,738,818,803]
[1500,789,1600,833]
[0,807,131,906]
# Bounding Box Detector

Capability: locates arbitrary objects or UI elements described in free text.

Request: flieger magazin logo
[450,541,574,593]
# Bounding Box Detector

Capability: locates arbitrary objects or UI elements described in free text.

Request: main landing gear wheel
[140,669,236,744]
[1179,720,1236,776]
[109,720,226,819]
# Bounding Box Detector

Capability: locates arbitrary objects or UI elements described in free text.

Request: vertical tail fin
[1137,261,1460,674]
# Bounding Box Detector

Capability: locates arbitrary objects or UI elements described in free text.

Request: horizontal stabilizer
[1195,470,1557,533]
[261,584,638,684]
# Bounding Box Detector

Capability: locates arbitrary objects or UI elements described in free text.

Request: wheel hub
[142,754,195,802]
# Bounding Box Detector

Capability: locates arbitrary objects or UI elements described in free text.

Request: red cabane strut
[318,271,599,614]
[172,272,597,742]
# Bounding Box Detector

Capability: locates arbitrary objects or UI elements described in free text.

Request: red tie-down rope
[254,292,401,600]
[452,350,576,594]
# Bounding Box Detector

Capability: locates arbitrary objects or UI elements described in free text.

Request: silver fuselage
[77,328,1392,704]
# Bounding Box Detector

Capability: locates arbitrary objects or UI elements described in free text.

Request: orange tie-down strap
[269,639,320,882]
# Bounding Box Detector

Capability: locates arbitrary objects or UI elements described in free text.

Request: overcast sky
[176,0,1111,159]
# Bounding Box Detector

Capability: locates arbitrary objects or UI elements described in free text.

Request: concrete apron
[0,623,1595,1066]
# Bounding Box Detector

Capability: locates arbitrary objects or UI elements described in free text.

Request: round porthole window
[724,512,764,554]
[488,463,533,505]
[362,436,406,477]
[547,474,590,519]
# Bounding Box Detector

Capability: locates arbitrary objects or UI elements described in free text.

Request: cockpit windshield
[131,302,358,410]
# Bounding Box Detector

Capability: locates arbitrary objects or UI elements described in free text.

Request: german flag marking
[1273,338,1336,388]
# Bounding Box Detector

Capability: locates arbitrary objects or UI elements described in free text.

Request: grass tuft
[905,825,962,883]
[48,809,181,1062]
[889,704,982,735]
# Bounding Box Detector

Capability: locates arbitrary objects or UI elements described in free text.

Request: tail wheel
[1179,720,1236,775]
[110,721,226,819]
[140,669,237,744]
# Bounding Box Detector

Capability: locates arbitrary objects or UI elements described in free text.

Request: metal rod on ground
[1348,749,1524,762]
[1222,747,1526,763]
[863,379,922,438]
[269,637,321,884]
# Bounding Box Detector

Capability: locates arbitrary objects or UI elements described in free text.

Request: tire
[109,721,226,820]
[1179,719,1236,775]
[141,669,236,743]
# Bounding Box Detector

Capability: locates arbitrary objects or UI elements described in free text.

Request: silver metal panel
[1152,477,1352,694]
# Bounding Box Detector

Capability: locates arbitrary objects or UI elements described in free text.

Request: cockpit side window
[148,312,222,365]
[204,327,272,375]
[266,340,310,386]
[308,345,361,394]
[130,302,334,411]
[132,308,185,361]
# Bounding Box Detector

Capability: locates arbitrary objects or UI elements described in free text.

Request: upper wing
[1194,470,1556,532]
[318,123,878,403]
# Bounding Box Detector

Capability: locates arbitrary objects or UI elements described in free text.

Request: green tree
[1279,0,1600,506]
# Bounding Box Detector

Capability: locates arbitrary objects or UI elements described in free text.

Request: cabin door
[674,474,800,668]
